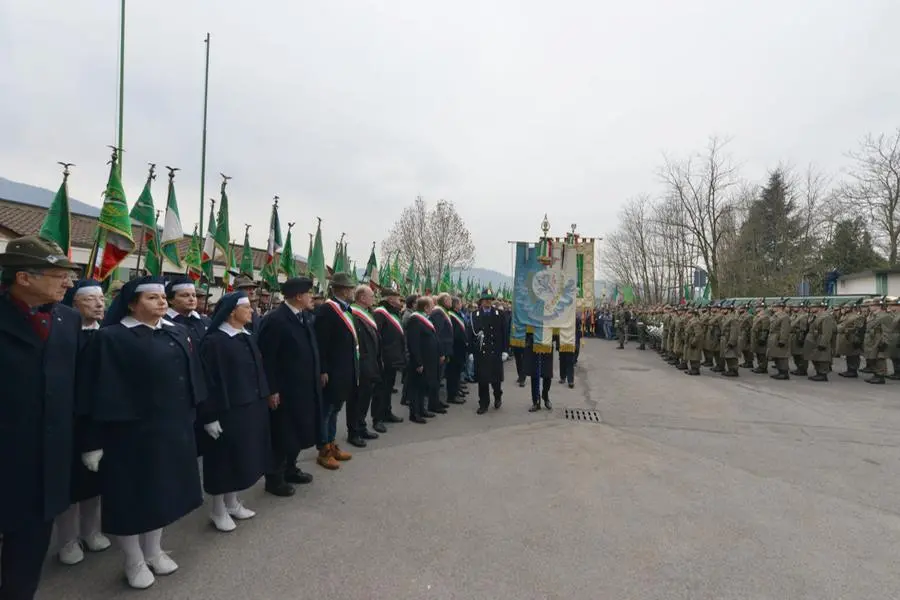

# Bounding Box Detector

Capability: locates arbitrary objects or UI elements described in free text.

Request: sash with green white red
[351,305,378,330]
[373,306,403,334]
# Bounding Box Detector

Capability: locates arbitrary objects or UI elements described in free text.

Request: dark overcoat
[71,326,102,503]
[314,299,359,407]
[373,305,406,370]
[471,307,505,384]
[522,331,554,379]
[257,304,323,454]
[405,313,441,387]
[199,328,272,494]
[79,320,205,535]
[0,295,79,530]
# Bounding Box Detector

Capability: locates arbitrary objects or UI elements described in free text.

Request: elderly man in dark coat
[348,284,382,447]
[471,289,507,414]
[314,272,358,467]
[257,277,324,495]
[372,289,406,430]
[0,236,80,600]
[405,295,441,423]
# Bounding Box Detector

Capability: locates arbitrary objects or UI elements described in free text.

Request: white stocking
[55,504,80,545]
[224,492,240,511]
[115,534,144,567]
[140,528,164,560]
[79,496,102,537]
[211,494,227,516]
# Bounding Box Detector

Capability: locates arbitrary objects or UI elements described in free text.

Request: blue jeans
[319,403,340,446]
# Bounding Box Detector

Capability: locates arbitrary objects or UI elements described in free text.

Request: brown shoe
[317,445,340,470]
[330,443,352,462]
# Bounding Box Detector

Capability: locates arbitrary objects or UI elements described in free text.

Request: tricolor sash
[412,312,436,331]
[374,306,403,334]
[351,305,378,330]
[449,311,466,330]
[326,299,358,345]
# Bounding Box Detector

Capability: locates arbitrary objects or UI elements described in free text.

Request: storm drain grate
[563,408,602,423]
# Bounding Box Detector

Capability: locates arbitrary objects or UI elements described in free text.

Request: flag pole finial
[371,241,376,252]
[287,222,295,231]
[106,145,123,165]
[57,162,74,181]
[220,173,231,192]
[244,224,251,236]
[165,166,180,181]
[273,194,279,207]
[209,197,216,211]
[146,163,157,183]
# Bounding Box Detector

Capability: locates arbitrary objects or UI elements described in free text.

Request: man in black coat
[446,296,469,404]
[405,296,441,423]
[0,236,80,600]
[471,290,507,414]
[257,277,323,495]
[429,294,454,401]
[314,273,358,466]
[349,285,381,447]
[372,289,405,431]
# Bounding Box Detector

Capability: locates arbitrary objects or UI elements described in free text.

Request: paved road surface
[37,340,900,599]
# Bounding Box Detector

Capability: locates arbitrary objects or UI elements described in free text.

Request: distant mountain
[0,177,100,217]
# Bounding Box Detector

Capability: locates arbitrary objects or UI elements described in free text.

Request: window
[876,273,888,295]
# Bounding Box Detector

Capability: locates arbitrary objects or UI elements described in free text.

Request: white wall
[838,277,875,295]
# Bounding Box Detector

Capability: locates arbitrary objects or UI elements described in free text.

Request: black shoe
[385,413,404,423]
[711,366,725,373]
[429,406,448,414]
[838,371,858,378]
[722,370,739,377]
[808,374,828,382]
[544,399,552,410]
[285,468,313,485]
[372,422,388,434]
[568,382,574,389]
[791,370,806,376]
[866,376,885,384]
[616,346,624,350]
[687,369,700,376]
[448,397,465,404]
[347,435,367,448]
[360,429,380,440]
[752,368,767,374]
[517,379,526,387]
[529,403,541,412]
[423,411,436,418]
[559,378,565,384]
[494,398,502,409]
[265,480,295,497]
[770,372,789,380]
[411,415,428,424]
[476,406,487,415]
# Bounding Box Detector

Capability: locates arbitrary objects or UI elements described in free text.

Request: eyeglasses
[26,270,77,282]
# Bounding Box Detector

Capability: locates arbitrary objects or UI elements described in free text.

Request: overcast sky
[2,0,898,274]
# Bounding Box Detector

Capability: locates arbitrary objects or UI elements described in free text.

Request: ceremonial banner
[510,241,578,353]
[574,238,595,310]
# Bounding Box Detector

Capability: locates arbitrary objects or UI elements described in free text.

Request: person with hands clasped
[79,276,206,590]
[198,291,273,531]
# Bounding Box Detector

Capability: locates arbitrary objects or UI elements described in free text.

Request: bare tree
[658,136,739,297]
[382,196,475,277]
[841,129,900,264]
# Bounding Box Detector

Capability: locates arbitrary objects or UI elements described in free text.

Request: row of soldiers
[635,296,900,384]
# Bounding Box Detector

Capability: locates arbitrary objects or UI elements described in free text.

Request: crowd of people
[629,297,900,382]
[0,234,530,599]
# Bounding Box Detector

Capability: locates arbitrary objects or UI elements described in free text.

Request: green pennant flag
[364,243,378,283]
[439,266,452,293]
[201,202,217,283]
[332,239,346,274]
[413,271,421,294]
[129,170,157,229]
[90,153,135,280]
[306,233,314,275]
[351,261,359,284]
[309,220,327,291]
[240,226,254,276]
[404,258,415,294]
[185,225,203,281]
[144,220,163,277]
[39,168,72,255]
[424,270,434,294]
[160,171,183,268]
[214,182,231,256]
[280,226,296,277]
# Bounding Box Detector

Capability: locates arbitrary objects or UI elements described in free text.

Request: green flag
[623,286,635,304]
[39,168,72,255]
[201,202,217,283]
[144,218,163,277]
[129,169,157,229]
[160,171,183,268]
[280,225,296,277]
[306,233,314,275]
[90,152,135,281]
[364,243,378,284]
[439,266,452,293]
[185,225,203,281]
[309,220,327,291]
[404,258,415,294]
[214,180,231,256]
[424,271,434,294]
[702,283,711,301]
[240,226,254,276]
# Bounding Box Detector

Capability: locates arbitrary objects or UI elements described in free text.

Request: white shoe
[125,562,155,589]
[146,551,178,576]
[83,532,111,552]
[210,511,237,532]
[226,502,256,520]
[58,540,84,565]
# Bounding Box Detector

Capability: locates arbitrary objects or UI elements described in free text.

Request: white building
[836,268,900,296]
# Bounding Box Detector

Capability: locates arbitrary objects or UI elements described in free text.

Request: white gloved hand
[501,352,509,361]
[204,421,223,440]
[82,450,103,472]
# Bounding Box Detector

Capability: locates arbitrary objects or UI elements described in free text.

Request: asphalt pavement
[37,340,900,599]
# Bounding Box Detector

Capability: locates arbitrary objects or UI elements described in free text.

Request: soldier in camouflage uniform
[863,297,893,384]
[635,308,647,351]
[674,308,689,370]
[887,299,900,380]
[805,300,836,381]
[719,302,741,377]
[767,299,792,380]
[790,301,811,376]
[706,304,724,372]
[836,299,865,378]
[751,300,771,373]
[615,303,627,350]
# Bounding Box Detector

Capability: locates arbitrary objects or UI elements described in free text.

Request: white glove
[82,450,103,472]
[204,421,223,440]
[501,352,509,361]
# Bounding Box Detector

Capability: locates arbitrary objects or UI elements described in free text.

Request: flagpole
[134,163,156,274]
[117,0,126,160]
[199,32,211,236]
